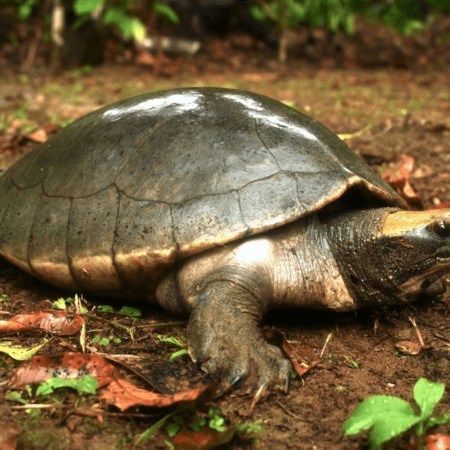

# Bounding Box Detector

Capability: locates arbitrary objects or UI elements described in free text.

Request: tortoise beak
[436,246,450,265]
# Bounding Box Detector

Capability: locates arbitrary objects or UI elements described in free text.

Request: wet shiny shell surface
[0,88,404,297]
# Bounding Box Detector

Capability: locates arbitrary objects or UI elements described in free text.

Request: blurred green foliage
[1,0,450,51]
[3,0,179,41]
[249,0,450,35]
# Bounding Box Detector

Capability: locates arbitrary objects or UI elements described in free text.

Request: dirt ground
[1,55,450,449]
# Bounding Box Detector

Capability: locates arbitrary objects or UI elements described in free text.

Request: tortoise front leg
[187,280,291,401]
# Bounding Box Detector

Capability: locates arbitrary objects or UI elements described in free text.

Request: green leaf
[98,305,114,313]
[119,306,141,317]
[168,349,189,361]
[209,416,227,432]
[166,422,181,437]
[36,383,54,396]
[27,408,41,418]
[342,395,417,435]
[104,8,133,39]
[248,5,266,22]
[369,415,421,449]
[158,335,185,347]
[427,413,450,430]
[36,376,98,396]
[0,339,49,361]
[52,298,67,310]
[414,378,445,419]
[18,0,34,20]
[6,391,27,405]
[136,409,190,444]
[153,2,179,24]
[73,0,102,15]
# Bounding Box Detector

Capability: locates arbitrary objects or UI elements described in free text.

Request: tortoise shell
[0,88,405,297]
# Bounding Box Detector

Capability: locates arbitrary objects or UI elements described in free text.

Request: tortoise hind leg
[187,281,291,400]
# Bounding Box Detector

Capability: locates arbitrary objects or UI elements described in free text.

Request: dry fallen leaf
[27,129,47,143]
[431,202,450,210]
[0,424,21,450]
[266,327,319,377]
[100,378,216,411]
[8,353,119,389]
[394,341,421,356]
[382,155,423,209]
[0,310,84,335]
[424,433,450,450]
[172,427,235,450]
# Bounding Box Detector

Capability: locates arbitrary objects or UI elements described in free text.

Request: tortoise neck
[324,207,405,307]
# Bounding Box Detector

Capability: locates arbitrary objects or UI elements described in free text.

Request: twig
[274,400,303,421]
[319,332,333,359]
[408,316,428,349]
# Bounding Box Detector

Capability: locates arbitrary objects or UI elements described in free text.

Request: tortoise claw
[251,383,271,409]
[285,371,291,393]
[229,374,243,388]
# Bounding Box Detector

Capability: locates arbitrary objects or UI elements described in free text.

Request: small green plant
[343,355,359,368]
[52,297,74,310]
[97,304,141,317]
[98,305,115,313]
[158,334,189,361]
[335,385,348,393]
[158,335,185,347]
[166,415,184,437]
[119,306,141,317]
[207,408,228,432]
[164,408,261,441]
[92,337,121,346]
[6,375,98,417]
[342,378,450,449]
[235,418,263,442]
[0,293,9,304]
[35,375,98,396]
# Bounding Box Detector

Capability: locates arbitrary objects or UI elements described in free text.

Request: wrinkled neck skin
[268,216,358,312]
[325,207,450,308]
[324,207,402,308]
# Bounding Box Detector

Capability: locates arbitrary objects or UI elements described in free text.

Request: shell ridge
[236,190,251,234]
[111,185,127,285]
[254,119,282,171]
[65,196,82,290]
[11,176,41,191]
[27,186,47,279]
[294,174,307,212]
[169,204,181,257]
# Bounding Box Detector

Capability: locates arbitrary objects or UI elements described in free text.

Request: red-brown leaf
[424,433,450,450]
[172,428,235,450]
[27,129,47,143]
[0,310,84,335]
[8,353,119,389]
[0,424,21,450]
[100,379,216,411]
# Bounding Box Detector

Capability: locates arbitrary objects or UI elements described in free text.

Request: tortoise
[1,87,450,400]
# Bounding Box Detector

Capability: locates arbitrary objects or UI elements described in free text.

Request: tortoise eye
[430,220,450,238]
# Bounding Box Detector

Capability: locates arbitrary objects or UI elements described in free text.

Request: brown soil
[1,55,450,449]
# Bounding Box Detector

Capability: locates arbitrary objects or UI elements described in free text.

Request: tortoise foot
[187,283,291,400]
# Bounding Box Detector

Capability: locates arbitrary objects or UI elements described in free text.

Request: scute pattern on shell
[0,88,404,297]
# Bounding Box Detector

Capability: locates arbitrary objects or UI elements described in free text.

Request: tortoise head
[326,208,450,307]
[381,209,450,300]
